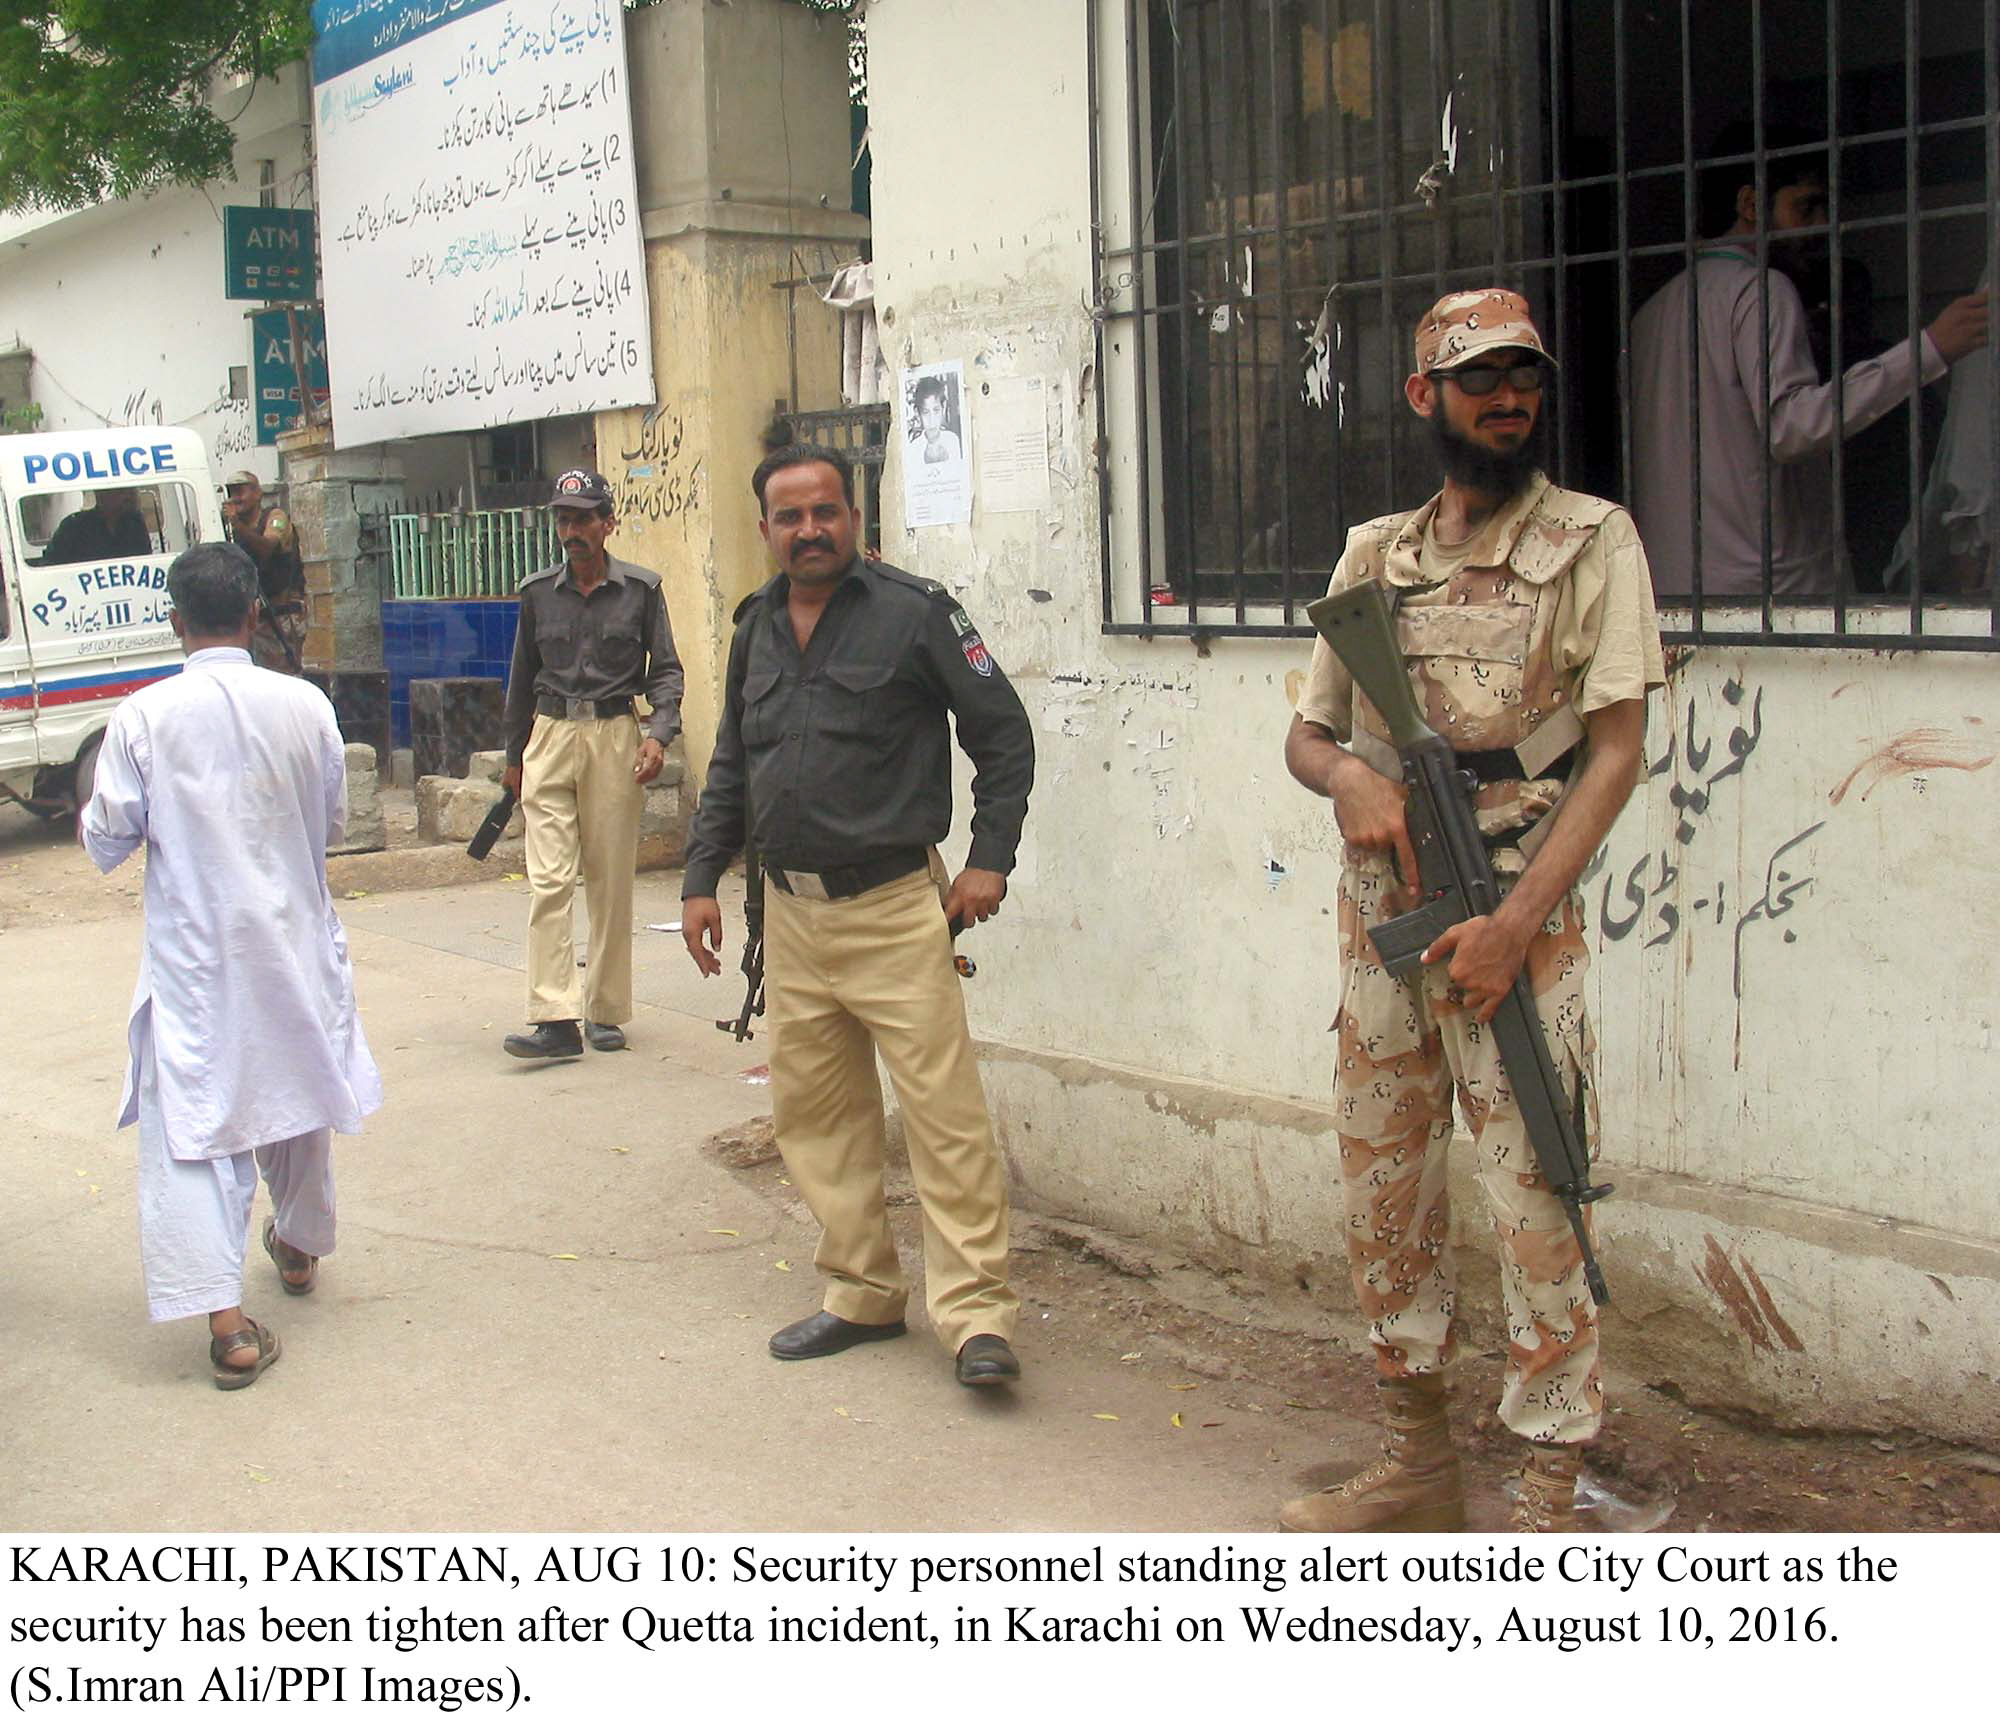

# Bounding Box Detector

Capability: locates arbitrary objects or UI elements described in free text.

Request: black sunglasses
[1433,360,1547,396]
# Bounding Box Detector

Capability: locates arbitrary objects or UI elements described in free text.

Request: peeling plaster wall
[866,0,2000,1439]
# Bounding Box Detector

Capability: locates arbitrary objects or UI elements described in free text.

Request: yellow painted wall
[596,229,845,783]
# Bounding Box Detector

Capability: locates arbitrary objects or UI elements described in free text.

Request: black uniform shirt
[502,554,686,762]
[681,558,1034,898]
[35,508,151,566]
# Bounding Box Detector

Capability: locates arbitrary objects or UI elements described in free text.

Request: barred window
[1090,0,1999,648]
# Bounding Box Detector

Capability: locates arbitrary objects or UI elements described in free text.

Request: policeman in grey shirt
[500,468,684,1061]
[681,442,1035,1389]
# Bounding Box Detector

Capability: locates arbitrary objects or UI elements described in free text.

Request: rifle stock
[1310,578,1613,1303]
[1306,585,1433,746]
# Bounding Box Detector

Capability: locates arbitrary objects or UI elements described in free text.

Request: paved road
[1,854,1340,1532]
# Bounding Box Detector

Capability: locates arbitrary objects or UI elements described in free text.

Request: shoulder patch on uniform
[952,608,995,678]
[869,561,950,599]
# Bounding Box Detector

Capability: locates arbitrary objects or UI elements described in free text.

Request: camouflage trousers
[1332,846,1604,1444]
[252,600,306,674]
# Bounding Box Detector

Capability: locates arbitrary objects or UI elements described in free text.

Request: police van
[0,427,225,814]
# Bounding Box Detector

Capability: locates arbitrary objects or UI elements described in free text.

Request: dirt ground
[8,794,1996,1533]
[704,1135,2000,1535]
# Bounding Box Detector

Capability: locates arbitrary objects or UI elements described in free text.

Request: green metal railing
[388,509,560,598]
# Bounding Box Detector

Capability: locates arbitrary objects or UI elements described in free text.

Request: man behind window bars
[1630,122,1990,599]
[1282,289,1664,1535]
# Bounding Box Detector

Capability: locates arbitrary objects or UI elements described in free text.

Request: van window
[22,481,206,568]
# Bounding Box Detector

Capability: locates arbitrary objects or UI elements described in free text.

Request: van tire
[72,736,102,815]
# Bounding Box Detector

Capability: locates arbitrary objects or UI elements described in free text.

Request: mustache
[794,537,835,553]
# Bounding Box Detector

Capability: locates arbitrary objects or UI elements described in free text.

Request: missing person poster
[900,360,973,528]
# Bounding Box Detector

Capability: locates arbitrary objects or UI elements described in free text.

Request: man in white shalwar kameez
[81,544,382,1388]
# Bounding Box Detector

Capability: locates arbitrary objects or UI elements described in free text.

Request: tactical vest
[1340,479,1619,869]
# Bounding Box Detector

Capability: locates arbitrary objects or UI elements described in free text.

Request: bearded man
[1281,289,1665,1533]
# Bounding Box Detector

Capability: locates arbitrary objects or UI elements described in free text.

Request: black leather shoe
[955,1334,1020,1386]
[584,1021,626,1052]
[503,1020,583,1060]
[769,1311,908,1361]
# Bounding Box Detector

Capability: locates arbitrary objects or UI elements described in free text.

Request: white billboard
[310,0,656,446]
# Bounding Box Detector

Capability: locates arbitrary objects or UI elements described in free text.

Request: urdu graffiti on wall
[614,405,701,525]
[1584,675,1826,1000]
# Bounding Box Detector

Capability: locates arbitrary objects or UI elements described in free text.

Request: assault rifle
[1308,578,1613,1303]
[717,832,765,1041]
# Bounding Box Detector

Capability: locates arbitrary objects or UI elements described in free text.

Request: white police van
[0,427,225,814]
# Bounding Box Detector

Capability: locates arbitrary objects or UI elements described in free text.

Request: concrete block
[331,744,385,854]
[467,749,508,784]
[391,748,415,788]
[639,778,688,851]
[417,774,520,845]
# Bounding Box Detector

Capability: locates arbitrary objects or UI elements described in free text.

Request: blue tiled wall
[383,599,519,749]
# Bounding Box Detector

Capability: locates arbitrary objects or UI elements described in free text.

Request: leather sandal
[210,1319,282,1390]
[263,1217,317,1295]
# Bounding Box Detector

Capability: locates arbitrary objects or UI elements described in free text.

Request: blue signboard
[224,206,318,301]
[310,0,510,84]
[252,311,332,446]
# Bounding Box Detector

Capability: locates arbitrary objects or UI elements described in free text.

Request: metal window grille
[1089,0,2000,648]
[786,404,893,556]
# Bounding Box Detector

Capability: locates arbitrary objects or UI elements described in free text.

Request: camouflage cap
[1413,288,1557,374]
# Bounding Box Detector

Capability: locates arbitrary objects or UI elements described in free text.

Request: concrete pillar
[599,0,865,784]
[277,421,404,670]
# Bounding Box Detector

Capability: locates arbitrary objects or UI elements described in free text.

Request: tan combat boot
[1512,1444,1581,1533]
[1279,1376,1465,1534]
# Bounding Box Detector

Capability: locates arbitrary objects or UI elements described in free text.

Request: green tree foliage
[0,2,315,213]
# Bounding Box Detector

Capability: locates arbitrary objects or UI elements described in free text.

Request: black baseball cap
[547,468,616,510]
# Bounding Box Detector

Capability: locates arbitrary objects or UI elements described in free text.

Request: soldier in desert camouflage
[1282,289,1665,1533]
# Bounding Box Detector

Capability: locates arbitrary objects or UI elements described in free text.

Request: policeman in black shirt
[34,488,151,566]
[500,469,685,1061]
[682,443,1034,1389]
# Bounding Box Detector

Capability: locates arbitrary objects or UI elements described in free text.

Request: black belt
[536,694,634,720]
[765,848,929,901]
[1457,744,1577,786]
[1462,745,1579,853]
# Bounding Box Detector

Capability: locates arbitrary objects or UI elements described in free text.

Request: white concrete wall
[866,0,2000,1440]
[0,69,314,484]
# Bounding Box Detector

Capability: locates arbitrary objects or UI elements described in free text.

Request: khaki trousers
[763,866,1017,1354]
[522,711,643,1025]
